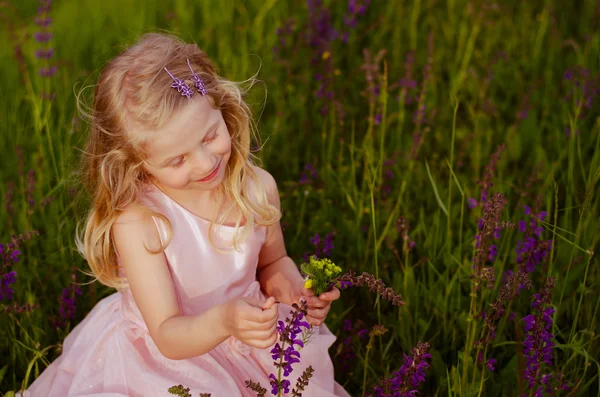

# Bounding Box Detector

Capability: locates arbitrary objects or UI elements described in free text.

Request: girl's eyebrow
[158,121,219,167]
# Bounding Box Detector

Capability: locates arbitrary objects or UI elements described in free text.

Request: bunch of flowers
[301,255,342,296]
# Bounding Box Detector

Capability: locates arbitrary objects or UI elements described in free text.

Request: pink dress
[19,185,350,397]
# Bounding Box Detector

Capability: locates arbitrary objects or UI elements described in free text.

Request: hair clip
[164,66,194,98]
[187,59,208,96]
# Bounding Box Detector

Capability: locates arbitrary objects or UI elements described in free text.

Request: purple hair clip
[187,59,208,96]
[164,66,194,98]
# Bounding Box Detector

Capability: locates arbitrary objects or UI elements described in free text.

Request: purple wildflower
[38,66,57,77]
[477,144,505,205]
[299,162,318,185]
[562,66,599,121]
[521,277,569,394]
[468,198,477,209]
[339,280,353,289]
[338,269,405,306]
[33,0,56,82]
[0,271,17,301]
[473,192,508,272]
[34,16,52,26]
[52,281,83,328]
[34,31,52,42]
[261,302,311,396]
[368,341,431,397]
[35,48,54,59]
[59,284,83,321]
[303,231,335,262]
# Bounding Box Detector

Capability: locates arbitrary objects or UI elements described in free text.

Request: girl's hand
[222,296,279,349]
[299,286,341,327]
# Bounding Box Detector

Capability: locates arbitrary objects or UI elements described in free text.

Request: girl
[19,33,350,397]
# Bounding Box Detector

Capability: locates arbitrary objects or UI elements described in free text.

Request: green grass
[1,0,599,395]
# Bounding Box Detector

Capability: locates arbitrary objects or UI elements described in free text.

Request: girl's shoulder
[112,203,163,252]
[249,164,279,205]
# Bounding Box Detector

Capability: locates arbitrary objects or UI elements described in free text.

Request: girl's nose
[190,151,218,178]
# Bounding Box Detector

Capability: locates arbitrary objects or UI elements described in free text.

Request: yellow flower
[304,279,313,289]
[335,266,342,273]
[325,269,333,277]
[322,51,331,60]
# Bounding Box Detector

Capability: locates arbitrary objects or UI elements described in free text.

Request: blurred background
[1,0,599,395]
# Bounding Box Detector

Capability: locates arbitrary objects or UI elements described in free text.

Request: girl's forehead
[139,96,221,157]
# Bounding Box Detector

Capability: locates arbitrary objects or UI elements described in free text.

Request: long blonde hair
[76,32,280,289]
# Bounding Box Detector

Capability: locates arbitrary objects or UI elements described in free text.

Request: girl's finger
[245,334,278,349]
[319,287,341,301]
[242,330,276,341]
[260,296,277,310]
[305,296,328,308]
[301,287,315,297]
[255,305,279,323]
[306,315,324,327]
[307,307,328,320]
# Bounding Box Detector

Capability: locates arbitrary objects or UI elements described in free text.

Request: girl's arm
[113,205,232,360]
[255,168,305,305]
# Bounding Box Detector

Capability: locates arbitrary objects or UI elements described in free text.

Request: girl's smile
[196,158,222,182]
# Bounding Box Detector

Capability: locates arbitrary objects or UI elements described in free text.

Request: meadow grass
[1,0,599,395]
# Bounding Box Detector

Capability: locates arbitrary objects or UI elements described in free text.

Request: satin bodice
[119,185,267,323]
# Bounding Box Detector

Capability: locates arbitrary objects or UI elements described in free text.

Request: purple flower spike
[35,49,54,59]
[34,16,52,27]
[1,271,18,301]
[34,31,53,43]
[39,66,57,77]
[164,66,194,98]
[468,198,477,209]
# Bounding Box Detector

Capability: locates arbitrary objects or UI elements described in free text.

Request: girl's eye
[171,157,185,168]
[204,133,217,144]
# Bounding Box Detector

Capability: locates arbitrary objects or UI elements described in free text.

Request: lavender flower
[338,269,405,306]
[0,271,17,301]
[303,231,335,262]
[246,302,312,397]
[380,153,399,198]
[51,280,83,329]
[298,162,318,185]
[473,192,508,273]
[33,31,52,42]
[33,0,56,83]
[35,49,54,59]
[521,277,570,394]
[468,198,477,209]
[1,232,39,308]
[562,66,599,121]
[515,205,552,274]
[368,341,432,397]
[342,0,371,38]
[4,301,40,314]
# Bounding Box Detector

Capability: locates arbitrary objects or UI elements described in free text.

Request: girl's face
[142,96,231,197]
